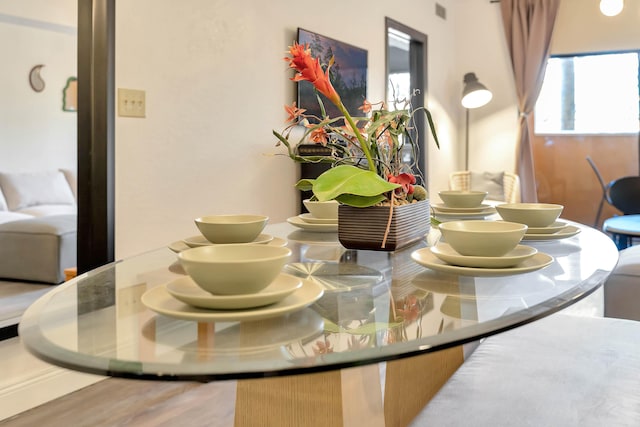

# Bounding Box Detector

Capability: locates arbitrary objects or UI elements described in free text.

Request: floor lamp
[461,72,493,171]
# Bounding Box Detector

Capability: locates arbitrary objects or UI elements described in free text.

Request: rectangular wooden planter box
[338,200,431,251]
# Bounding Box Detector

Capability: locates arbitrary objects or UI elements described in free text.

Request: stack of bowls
[181,214,292,296]
[433,190,495,220]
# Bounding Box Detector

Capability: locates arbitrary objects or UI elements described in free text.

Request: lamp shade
[461,72,492,109]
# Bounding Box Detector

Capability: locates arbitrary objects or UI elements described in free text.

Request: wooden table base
[234,346,463,427]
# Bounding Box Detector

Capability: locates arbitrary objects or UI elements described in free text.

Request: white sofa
[0,170,77,284]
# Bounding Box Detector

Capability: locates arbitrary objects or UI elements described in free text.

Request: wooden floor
[0,377,237,427]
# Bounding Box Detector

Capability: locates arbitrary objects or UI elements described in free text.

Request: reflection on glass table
[19,221,618,382]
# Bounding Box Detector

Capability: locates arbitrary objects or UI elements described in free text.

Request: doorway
[385,18,429,182]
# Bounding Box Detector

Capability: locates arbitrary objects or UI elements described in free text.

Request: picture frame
[62,77,77,112]
[296,28,368,120]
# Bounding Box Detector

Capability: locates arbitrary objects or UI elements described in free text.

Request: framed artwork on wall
[63,77,77,112]
[296,28,368,121]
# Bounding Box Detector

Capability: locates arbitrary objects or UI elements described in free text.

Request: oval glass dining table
[19,220,619,426]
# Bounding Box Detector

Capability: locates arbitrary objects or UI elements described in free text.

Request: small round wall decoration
[29,64,46,92]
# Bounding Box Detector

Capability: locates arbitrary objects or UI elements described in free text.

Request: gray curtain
[500,0,560,203]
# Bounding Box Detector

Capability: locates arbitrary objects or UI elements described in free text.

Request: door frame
[77,0,115,273]
[385,17,429,180]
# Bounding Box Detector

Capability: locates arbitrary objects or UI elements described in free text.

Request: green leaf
[344,322,403,335]
[312,165,399,201]
[421,108,440,149]
[335,193,386,207]
[322,318,341,333]
[294,179,315,192]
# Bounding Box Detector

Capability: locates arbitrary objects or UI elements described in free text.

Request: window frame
[534,49,640,137]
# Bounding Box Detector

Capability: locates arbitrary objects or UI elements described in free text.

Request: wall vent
[435,3,446,20]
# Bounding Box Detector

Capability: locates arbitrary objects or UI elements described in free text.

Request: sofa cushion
[0,187,7,211]
[470,171,505,201]
[608,244,640,275]
[411,314,640,427]
[0,214,76,283]
[17,204,77,217]
[0,211,33,224]
[0,171,76,211]
[604,245,640,320]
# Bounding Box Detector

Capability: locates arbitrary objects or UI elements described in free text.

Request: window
[534,52,639,134]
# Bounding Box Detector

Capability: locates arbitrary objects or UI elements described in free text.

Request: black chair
[608,176,640,214]
[586,156,614,227]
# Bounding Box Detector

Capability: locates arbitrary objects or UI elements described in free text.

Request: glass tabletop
[19,221,618,381]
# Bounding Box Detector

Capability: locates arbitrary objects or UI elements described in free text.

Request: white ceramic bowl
[438,220,527,257]
[303,199,339,220]
[496,203,563,228]
[195,214,268,244]
[438,191,487,208]
[178,244,292,295]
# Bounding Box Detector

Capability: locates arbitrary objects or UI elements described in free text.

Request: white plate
[287,216,337,232]
[286,230,340,245]
[298,213,338,225]
[524,221,568,234]
[142,279,324,322]
[411,249,553,277]
[182,233,274,248]
[432,203,492,213]
[522,225,581,241]
[430,243,538,268]
[165,274,303,310]
[168,241,190,253]
[432,209,496,219]
[169,236,286,253]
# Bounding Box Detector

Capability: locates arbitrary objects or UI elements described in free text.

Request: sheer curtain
[500,0,560,203]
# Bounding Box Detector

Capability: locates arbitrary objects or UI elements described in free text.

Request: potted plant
[274,42,440,250]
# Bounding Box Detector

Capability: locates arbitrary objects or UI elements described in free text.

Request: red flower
[284,42,341,105]
[358,99,372,114]
[307,125,329,145]
[284,102,306,123]
[313,339,334,355]
[387,173,416,195]
[396,295,421,323]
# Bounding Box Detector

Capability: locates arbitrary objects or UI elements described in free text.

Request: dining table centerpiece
[274,42,440,251]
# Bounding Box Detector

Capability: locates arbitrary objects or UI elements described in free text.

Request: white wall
[115,0,459,258]
[0,0,77,175]
[453,0,519,174]
[114,0,640,258]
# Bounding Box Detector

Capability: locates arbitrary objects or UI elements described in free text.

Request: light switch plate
[118,88,146,118]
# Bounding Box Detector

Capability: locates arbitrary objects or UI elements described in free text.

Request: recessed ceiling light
[600,0,624,17]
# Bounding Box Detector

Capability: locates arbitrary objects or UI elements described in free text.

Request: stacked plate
[168,233,287,253]
[431,203,496,219]
[521,221,581,241]
[411,242,554,277]
[141,274,325,322]
[287,213,337,232]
